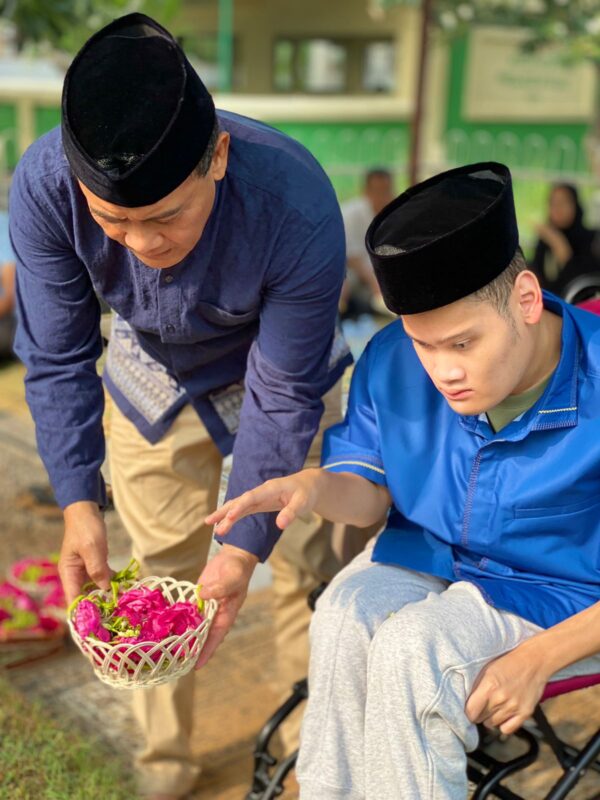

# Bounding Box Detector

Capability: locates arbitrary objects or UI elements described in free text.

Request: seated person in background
[209,162,600,800]
[340,168,393,317]
[531,182,600,296]
[0,210,15,356]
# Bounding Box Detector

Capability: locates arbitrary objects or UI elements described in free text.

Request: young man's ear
[209,132,230,181]
[514,270,544,326]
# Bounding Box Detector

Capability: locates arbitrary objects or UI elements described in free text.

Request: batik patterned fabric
[105,315,350,443]
[106,315,186,426]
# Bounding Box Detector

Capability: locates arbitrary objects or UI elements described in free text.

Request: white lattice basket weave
[67,576,218,690]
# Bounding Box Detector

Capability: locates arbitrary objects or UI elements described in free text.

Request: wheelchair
[247,277,600,799]
[561,272,600,306]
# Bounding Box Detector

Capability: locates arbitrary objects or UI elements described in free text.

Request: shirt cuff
[53,469,107,511]
[322,453,387,487]
[213,510,280,563]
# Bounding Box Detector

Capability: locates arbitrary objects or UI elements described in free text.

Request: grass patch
[0,671,137,799]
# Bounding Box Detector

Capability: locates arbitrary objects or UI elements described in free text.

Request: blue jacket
[322,293,600,629]
[10,111,351,561]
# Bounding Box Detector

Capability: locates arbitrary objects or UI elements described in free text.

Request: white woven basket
[67,576,218,690]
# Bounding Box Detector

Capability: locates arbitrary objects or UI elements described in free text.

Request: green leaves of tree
[0,0,181,53]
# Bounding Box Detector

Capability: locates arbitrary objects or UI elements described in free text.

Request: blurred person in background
[531,183,600,296]
[0,209,15,356]
[340,168,394,318]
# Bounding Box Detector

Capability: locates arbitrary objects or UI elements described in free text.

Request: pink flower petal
[74,600,107,639]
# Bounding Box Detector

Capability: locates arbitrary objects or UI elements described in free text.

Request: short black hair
[470,247,527,317]
[365,168,392,186]
[194,119,220,178]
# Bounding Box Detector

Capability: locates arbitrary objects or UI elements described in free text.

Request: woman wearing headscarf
[531,183,600,296]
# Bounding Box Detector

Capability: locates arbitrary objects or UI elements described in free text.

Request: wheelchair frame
[246,684,600,800]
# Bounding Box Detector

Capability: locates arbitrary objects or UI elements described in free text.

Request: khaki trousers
[108,382,372,797]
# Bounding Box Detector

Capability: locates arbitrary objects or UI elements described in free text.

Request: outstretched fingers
[205,483,283,534]
[275,488,310,530]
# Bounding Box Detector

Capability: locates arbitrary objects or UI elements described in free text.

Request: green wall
[273,120,410,200]
[445,36,595,251]
[3,103,410,201]
[35,106,61,140]
[0,104,17,169]
[445,37,590,169]
[0,104,60,169]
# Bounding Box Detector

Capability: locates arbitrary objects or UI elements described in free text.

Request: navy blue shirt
[322,294,600,629]
[11,111,351,561]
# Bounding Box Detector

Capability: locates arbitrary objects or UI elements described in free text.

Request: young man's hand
[465,638,550,735]
[205,468,323,535]
[60,500,112,603]
[195,544,258,668]
[207,468,390,533]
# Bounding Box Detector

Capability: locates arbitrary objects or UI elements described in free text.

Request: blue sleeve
[215,210,350,561]
[10,159,106,509]
[321,340,387,488]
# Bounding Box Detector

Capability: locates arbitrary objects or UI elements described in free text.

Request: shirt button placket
[161,273,177,339]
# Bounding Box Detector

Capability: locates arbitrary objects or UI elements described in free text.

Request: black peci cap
[366,162,519,314]
[61,13,216,207]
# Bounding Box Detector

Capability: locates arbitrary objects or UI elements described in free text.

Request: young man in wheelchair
[207,162,600,800]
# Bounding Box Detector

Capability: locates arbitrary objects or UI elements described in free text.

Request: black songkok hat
[61,13,216,207]
[366,162,519,314]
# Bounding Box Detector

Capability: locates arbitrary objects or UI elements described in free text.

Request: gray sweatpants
[297,541,600,800]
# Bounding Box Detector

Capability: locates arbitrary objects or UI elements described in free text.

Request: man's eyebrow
[90,204,184,223]
[90,208,126,222]
[144,204,185,221]
[406,327,479,346]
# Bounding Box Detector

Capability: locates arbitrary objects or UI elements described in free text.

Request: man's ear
[514,270,544,326]
[209,132,230,181]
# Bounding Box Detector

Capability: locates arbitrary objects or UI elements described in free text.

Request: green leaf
[195,584,205,614]
[2,609,39,630]
[66,593,86,617]
[0,0,182,54]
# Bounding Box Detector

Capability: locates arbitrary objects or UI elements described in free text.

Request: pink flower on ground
[0,581,38,612]
[41,580,66,609]
[74,600,110,642]
[11,558,59,584]
[37,615,61,633]
[38,574,62,588]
